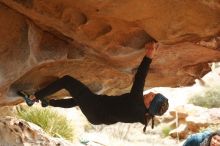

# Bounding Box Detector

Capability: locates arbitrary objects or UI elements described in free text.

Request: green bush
[188,85,220,108]
[16,106,74,141]
[161,125,172,137]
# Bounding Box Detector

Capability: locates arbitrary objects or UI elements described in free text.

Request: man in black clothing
[18,41,169,131]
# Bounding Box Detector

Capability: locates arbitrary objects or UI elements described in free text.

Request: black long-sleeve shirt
[84,56,152,125]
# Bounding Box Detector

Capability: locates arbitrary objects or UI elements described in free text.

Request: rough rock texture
[0,0,220,105]
[161,104,220,139]
[0,116,74,146]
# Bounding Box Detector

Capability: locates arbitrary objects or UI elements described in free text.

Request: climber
[183,130,220,146]
[17,40,169,132]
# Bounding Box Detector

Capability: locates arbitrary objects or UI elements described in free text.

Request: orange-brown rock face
[0,0,220,105]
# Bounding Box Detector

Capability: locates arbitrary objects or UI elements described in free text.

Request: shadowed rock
[0,0,220,105]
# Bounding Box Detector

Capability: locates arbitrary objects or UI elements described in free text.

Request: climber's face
[143,92,156,108]
[210,134,220,146]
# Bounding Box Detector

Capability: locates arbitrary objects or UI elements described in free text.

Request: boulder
[0,116,74,146]
[169,124,188,139]
[0,0,219,105]
[167,104,220,138]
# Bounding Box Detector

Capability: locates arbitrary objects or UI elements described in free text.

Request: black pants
[35,75,105,124]
[35,75,96,108]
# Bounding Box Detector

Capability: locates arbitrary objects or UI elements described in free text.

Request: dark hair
[207,130,220,145]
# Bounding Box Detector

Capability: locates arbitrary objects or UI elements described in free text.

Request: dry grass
[16,105,75,141]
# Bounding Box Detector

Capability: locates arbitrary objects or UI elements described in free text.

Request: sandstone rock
[169,124,188,139]
[186,108,220,132]
[0,106,17,117]
[160,113,176,123]
[0,0,219,106]
[208,108,220,124]
[170,104,207,115]
[169,111,188,120]
[0,116,74,146]
[162,104,220,139]
[186,116,209,132]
